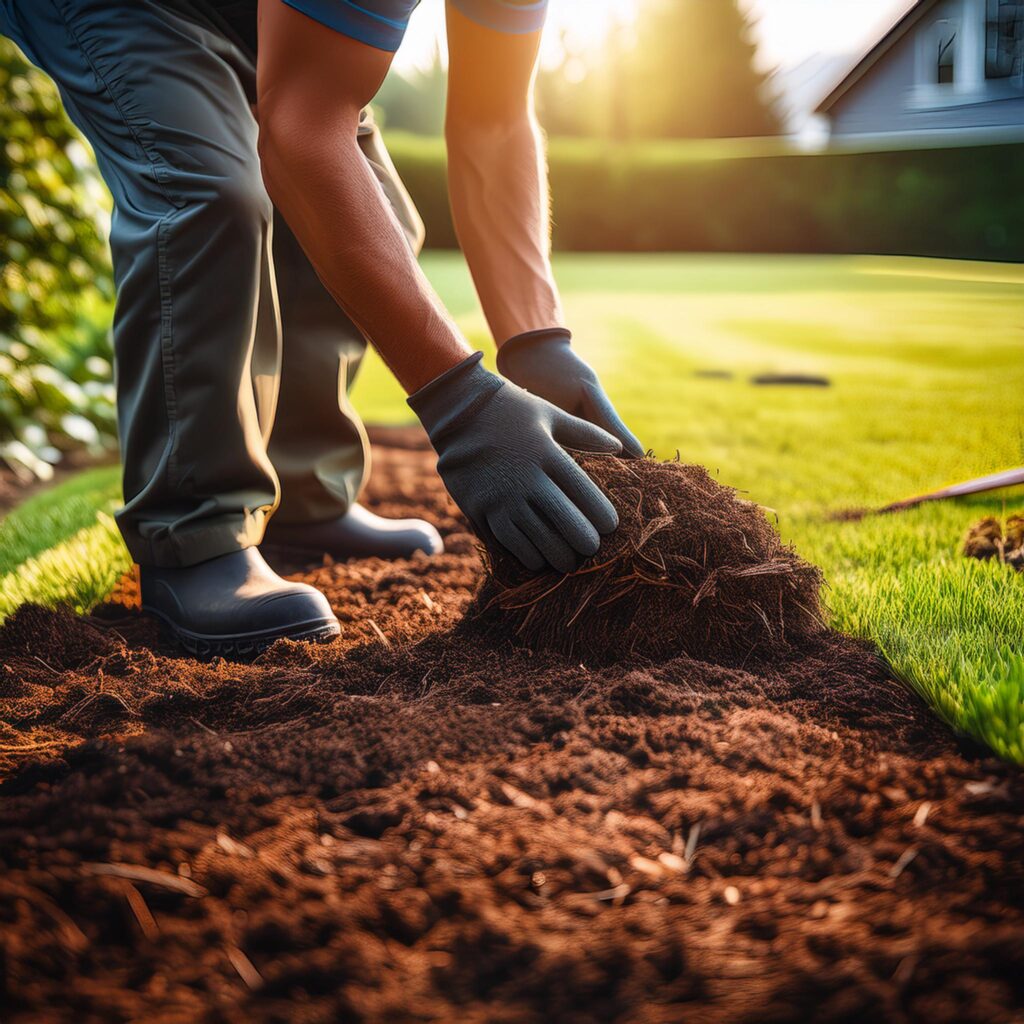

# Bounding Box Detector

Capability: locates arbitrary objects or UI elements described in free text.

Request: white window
[938,29,957,81]
[916,18,961,88]
[933,21,959,84]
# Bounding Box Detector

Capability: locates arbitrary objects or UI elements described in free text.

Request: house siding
[829,0,1024,136]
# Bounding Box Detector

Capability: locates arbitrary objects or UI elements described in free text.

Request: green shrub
[386,132,1024,261]
[0,39,115,481]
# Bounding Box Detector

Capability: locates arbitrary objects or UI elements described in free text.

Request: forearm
[447,114,564,345]
[256,1,470,394]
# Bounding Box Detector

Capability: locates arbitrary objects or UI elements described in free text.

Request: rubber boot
[262,503,444,562]
[140,548,340,658]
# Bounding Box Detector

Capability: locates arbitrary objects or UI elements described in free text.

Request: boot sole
[142,607,341,660]
[261,541,440,565]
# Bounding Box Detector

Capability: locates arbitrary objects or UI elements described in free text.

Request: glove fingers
[552,410,623,455]
[514,503,579,575]
[531,488,602,560]
[582,388,646,459]
[549,452,619,537]
[487,511,546,573]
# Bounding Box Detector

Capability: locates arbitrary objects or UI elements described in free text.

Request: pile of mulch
[475,455,823,664]
[963,513,1024,571]
[1,429,1022,1024]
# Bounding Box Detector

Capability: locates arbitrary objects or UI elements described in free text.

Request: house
[816,0,1024,147]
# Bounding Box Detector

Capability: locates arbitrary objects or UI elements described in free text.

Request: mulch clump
[1,429,1022,1024]
[963,513,1024,571]
[473,455,823,665]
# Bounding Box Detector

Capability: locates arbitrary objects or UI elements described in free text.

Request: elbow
[257,96,361,207]
[256,104,301,207]
[445,108,538,160]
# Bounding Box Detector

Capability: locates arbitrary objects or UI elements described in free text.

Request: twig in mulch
[889,846,919,880]
[226,946,263,990]
[368,619,392,648]
[83,863,207,897]
[122,882,159,940]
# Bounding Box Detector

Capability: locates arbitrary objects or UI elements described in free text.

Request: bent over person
[0,0,643,655]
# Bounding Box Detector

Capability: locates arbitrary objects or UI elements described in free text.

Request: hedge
[1,39,116,480]
[387,133,1023,262]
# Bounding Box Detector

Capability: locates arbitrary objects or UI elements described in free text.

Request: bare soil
[1,429,1022,1024]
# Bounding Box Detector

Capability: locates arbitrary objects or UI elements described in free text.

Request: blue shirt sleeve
[281,0,420,52]
[281,0,548,52]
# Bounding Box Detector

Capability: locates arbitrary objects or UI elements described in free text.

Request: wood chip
[810,800,823,828]
[84,863,207,897]
[913,801,932,828]
[724,885,741,906]
[368,619,391,648]
[216,832,254,858]
[24,891,88,952]
[594,883,631,902]
[419,590,435,611]
[889,846,918,879]
[629,855,667,879]
[684,822,702,865]
[499,782,539,810]
[657,852,689,874]
[122,882,159,940]
[226,946,263,990]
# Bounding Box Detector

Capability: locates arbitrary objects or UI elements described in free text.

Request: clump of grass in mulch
[962,513,1024,571]
[471,455,825,665]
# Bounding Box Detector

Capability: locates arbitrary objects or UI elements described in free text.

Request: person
[0,0,642,656]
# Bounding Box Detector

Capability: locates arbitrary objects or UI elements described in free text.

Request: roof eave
[815,0,938,115]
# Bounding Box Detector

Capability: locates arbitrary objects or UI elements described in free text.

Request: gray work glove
[408,351,621,574]
[496,328,645,458]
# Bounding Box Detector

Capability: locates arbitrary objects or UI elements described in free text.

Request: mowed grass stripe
[0,465,121,577]
[0,513,130,621]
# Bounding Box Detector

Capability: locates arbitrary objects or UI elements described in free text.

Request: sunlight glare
[396,0,639,73]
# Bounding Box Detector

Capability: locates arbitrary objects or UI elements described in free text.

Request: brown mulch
[0,429,1022,1024]
[963,513,1024,572]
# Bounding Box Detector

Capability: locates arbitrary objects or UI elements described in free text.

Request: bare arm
[256,0,471,393]
[444,1,564,345]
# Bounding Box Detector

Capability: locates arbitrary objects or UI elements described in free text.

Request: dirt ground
[1,429,1022,1024]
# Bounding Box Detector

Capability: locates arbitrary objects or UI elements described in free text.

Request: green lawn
[2,253,1022,762]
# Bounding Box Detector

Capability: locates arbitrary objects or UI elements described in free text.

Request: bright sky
[393,0,913,74]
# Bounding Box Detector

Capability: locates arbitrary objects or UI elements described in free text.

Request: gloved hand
[496,328,645,458]
[408,352,621,574]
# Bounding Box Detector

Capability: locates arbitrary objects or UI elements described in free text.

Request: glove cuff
[408,351,504,445]
[496,327,572,378]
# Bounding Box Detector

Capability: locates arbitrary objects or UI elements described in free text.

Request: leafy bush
[386,132,1024,261]
[0,39,115,481]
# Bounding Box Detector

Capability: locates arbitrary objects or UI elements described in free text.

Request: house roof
[815,0,938,114]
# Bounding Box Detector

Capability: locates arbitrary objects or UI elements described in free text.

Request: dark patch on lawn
[751,373,831,387]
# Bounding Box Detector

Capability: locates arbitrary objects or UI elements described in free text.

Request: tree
[536,0,780,140]
[622,0,780,139]
[373,47,447,136]
[0,40,116,479]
